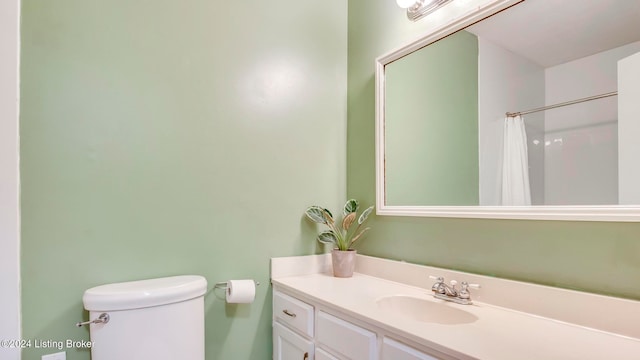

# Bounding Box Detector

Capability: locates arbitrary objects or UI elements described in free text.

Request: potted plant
[304,199,374,277]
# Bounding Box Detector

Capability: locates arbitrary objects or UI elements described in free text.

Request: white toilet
[82,275,207,360]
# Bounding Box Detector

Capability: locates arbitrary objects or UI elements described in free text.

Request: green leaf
[317,231,337,245]
[343,199,359,215]
[358,205,374,224]
[305,206,327,224]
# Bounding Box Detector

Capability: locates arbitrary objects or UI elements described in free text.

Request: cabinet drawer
[273,290,314,337]
[316,311,376,360]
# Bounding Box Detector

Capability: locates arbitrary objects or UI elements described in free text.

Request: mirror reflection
[383,0,640,207]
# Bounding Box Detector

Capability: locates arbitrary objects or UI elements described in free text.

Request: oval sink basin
[376,295,478,325]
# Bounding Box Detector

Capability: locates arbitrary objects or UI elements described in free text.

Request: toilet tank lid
[83,275,207,311]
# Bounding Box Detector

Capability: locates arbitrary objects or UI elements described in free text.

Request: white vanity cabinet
[273,289,447,360]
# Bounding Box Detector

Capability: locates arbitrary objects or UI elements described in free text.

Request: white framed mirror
[375,0,640,221]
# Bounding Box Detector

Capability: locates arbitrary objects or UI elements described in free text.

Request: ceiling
[466,0,640,68]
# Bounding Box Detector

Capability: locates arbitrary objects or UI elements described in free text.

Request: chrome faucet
[429,276,480,305]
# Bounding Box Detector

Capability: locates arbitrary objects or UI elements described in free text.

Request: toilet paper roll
[226,280,256,304]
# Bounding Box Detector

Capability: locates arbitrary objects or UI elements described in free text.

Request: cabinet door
[316,311,376,360]
[316,348,340,360]
[273,322,314,360]
[381,337,441,360]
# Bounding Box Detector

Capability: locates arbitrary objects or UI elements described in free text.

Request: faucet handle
[458,281,481,300]
[429,276,444,293]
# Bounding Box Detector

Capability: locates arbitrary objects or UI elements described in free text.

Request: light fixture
[398,0,454,21]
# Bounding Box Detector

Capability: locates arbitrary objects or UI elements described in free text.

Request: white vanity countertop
[271,255,640,360]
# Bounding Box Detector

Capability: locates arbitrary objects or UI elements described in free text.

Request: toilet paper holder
[213,280,260,290]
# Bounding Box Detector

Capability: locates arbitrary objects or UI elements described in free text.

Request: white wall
[0,0,21,359]
[544,41,640,205]
[618,51,640,204]
[477,37,545,205]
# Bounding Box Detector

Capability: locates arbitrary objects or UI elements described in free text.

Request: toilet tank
[83,275,207,360]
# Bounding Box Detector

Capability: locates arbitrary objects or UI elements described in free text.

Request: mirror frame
[375,0,640,222]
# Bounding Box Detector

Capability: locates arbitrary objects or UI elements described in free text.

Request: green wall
[347,0,640,300]
[20,1,346,359]
[385,30,478,206]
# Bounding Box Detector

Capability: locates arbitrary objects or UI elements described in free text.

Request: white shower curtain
[501,115,531,205]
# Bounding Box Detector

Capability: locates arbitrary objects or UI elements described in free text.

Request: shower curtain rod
[505,91,618,117]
